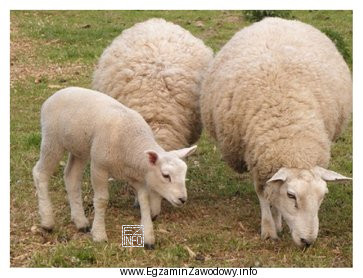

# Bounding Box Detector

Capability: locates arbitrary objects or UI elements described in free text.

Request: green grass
[10,10,352,267]
[322,28,352,66]
[243,10,293,22]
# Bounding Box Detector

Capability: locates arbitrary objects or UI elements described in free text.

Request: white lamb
[200,17,352,248]
[32,87,196,249]
[92,18,213,213]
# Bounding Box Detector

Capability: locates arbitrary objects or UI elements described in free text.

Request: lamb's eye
[287,192,296,200]
[162,173,171,182]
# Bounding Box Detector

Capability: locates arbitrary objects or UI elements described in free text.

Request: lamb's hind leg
[64,154,90,232]
[33,140,64,231]
[90,161,109,242]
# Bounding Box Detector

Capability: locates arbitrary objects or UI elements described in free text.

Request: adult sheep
[92,18,213,150]
[92,18,213,214]
[200,17,352,248]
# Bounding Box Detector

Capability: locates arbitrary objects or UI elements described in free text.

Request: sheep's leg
[33,141,64,231]
[149,189,162,221]
[90,162,109,242]
[271,206,282,233]
[64,154,89,232]
[256,192,278,240]
[132,189,140,209]
[134,184,155,249]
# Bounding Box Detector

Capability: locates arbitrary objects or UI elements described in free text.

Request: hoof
[92,236,108,243]
[261,233,279,241]
[151,215,158,221]
[91,230,108,242]
[261,226,279,241]
[261,234,279,241]
[144,243,155,250]
[78,226,91,233]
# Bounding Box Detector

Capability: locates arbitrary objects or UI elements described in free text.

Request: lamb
[92,18,213,213]
[200,17,352,248]
[32,87,196,249]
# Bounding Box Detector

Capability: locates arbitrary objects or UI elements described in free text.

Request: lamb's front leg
[90,162,109,242]
[135,184,155,249]
[149,189,162,221]
[256,191,278,240]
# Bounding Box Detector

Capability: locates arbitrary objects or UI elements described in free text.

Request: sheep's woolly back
[92,18,213,151]
[200,17,352,185]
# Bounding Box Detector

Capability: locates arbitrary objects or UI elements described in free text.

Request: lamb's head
[265,166,351,248]
[144,145,197,207]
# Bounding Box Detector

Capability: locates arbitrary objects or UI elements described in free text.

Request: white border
[2,0,357,10]
[2,0,362,277]
[0,0,10,272]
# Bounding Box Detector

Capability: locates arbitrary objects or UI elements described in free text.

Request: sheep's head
[144,145,197,207]
[265,166,351,248]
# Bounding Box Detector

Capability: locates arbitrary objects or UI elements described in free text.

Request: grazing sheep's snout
[300,238,312,248]
[290,214,319,248]
[292,232,317,248]
[170,196,187,207]
[174,195,187,206]
[169,188,188,207]
[179,197,187,204]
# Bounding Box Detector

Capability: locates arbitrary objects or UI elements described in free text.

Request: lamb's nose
[179,197,187,204]
[300,238,312,248]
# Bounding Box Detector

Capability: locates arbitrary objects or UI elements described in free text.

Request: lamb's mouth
[168,199,184,208]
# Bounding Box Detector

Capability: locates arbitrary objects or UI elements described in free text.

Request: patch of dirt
[11,58,89,86]
[224,15,244,24]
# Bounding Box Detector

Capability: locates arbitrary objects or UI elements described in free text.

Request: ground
[10,10,352,267]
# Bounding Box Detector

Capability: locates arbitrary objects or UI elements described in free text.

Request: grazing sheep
[33,87,196,249]
[92,18,213,212]
[200,17,352,248]
[92,18,213,150]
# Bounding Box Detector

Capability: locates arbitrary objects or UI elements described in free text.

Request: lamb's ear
[173,145,197,159]
[313,166,352,182]
[145,150,159,166]
[266,167,289,185]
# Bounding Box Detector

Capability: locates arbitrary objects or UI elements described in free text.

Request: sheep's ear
[145,150,159,166]
[266,167,289,185]
[173,145,197,159]
[313,166,352,182]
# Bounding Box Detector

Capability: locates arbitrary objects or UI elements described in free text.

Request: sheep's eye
[287,192,296,200]
[162,173,171,182]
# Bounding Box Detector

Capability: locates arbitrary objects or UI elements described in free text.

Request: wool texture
[200,17,352,189]
[93,18,213,150]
